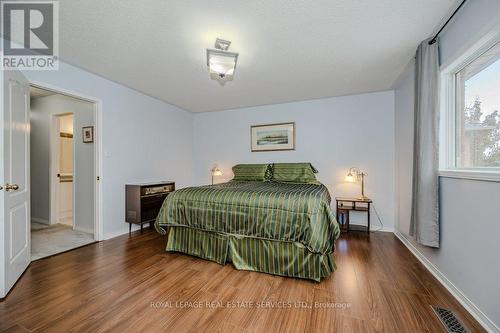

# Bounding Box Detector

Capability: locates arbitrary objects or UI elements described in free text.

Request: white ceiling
[58,0,457,112]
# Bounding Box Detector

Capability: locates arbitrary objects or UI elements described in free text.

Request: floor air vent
[431,306,468,333]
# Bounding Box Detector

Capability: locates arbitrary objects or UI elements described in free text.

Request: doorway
[29,86,96,260]
[1,69,103,298]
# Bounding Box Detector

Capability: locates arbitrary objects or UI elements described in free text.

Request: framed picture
[82,126,94,143]
[251,122,295,152]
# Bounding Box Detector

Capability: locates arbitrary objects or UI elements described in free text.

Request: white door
[0,69,30,298]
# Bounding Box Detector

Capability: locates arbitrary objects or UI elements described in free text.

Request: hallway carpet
[31,222,94,260]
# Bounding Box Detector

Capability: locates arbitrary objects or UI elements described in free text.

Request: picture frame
[251,122,295,152]
[82,126,94,143]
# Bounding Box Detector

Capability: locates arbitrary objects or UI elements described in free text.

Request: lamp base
[358,194,370,201]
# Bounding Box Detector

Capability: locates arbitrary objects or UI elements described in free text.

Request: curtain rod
[429,0,467,45]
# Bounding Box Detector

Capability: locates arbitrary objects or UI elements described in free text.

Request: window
[441,36,500,178]
[455,42,500,168]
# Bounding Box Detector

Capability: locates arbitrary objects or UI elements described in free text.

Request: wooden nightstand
[126,181,175,234]
[335,197,372,234]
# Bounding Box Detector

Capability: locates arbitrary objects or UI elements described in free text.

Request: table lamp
[211,165,222,185]
[345,167,369,200]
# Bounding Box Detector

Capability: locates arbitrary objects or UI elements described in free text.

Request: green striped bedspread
[155,181,340,280]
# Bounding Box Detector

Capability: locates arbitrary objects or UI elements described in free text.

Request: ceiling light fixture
[206,38,239,83]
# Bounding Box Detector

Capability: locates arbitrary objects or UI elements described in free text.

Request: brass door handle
[5,184,19,191]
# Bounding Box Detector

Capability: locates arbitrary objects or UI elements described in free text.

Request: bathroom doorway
[30,86,96,260]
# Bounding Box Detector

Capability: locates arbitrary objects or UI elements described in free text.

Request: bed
[155,165,340,282]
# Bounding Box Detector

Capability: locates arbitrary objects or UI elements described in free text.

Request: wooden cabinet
[125,181,175,234]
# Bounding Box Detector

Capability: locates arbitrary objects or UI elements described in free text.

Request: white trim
[30,217,49,225]
[103,225,142,240]
[394,231,499,333]
[439,169,500,182]
[49,115,59,225]
[440,28,500,173]
[94,100,103,241]
[440,20,500,71]
[71,114,75,230]
[29,80,103,241]
[348,223,394,233]
[440,30,500,74]
[439,66,456,170]
[0,63,5,298]
[375,226,394,233]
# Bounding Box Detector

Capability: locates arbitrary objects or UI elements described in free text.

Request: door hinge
[97,176,100,181]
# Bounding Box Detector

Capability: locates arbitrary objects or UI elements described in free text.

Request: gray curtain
[410,38,440,248]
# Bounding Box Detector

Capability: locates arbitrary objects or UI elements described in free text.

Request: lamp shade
[212,168,223,177]
[345,172,355,182]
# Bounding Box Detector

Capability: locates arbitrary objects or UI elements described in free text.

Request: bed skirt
[164,226,336,282]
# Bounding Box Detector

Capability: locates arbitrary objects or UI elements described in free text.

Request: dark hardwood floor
[0,229,484,332]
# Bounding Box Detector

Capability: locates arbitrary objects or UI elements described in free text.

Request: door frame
[29,81,103,241]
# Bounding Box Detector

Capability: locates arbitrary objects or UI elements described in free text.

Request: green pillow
[232,164,269,181]
[272,163,320,184]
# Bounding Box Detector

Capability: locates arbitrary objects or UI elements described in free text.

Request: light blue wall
[394,59,415,237]
[394,0,500,329]
[194,91,396,230]
[24,59,194,239]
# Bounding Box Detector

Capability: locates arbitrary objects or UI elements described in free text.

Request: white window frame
[440,29,500,182]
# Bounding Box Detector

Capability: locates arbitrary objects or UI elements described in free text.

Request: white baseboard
[348,224,394,233]
[376,226,394,233]
[31,217,50,225]
[103,230,128,240]
[394,231,499,333]
[73,226,94,235]
[103,224,142,240]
